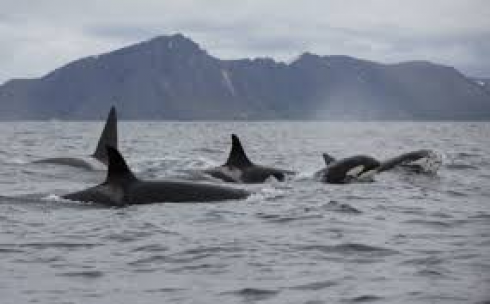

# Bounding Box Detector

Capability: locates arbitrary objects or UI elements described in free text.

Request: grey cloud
[1,0,490,83]
[87,25,163,42]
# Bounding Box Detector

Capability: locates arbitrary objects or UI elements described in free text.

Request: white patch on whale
[217,166,243,183]
[356,168,377,182]
[346,165,365,178]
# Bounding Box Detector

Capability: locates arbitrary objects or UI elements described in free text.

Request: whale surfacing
[316,153,380,184]
[203,134,295,183]
[379,150,442,174]
[63,147,250,206]
[33,106,118,169]
[316,149,442,183]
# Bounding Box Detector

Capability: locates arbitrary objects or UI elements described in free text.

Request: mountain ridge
[1,33,489,120]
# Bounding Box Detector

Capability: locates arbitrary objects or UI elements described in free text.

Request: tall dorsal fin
[225,134,253,167]
[92,106,118,165]
[105,146,137,184]
[323,153,336,165]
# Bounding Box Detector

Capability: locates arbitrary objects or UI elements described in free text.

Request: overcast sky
[1,0,489,83]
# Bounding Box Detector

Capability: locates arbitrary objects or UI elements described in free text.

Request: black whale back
[225,134,253,168]
[92,106,118,165]
[378,150,431,172]
[324,155,380,184]
[105,146,137,185]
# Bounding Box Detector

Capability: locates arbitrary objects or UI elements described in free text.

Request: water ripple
[58,270,104,279]
[342,295,385,303]
[290,280,338,291]
[0,121,489,304]
[298,243,399,256]
[322,200,363,214]
[222,288,279,301]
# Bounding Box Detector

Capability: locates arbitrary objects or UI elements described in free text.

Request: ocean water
[0,121,489,304]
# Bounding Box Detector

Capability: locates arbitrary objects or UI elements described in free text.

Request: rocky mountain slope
[1,34,489,120]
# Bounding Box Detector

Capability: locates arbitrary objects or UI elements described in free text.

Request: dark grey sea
[0,121,489,304]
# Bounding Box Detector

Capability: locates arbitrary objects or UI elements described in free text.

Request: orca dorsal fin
[323,153,336,166]
[93,106,118,165]
[105,146,137,184]
[225,134,253,167]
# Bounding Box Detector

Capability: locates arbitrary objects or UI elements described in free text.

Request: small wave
[58,270,104,279]
[469,213,490,219]
[103,230,156,242]
[340,194,369,200]
[414,295,469,302]
[342,295,384,303]
[445,163,479,170]
[14,242,100,250]
[128,255,169,267]
[446,190,468,197]
[256,212,323,223]
[0,247,24,253]
[192,147,222,154]
[333,243,398,254]
[2,158,29,165]
[398,150,443,174]
[404,219,453,228]
[131,245,244,266]
[222,288,279,301]
[144,287,184,293]
[16,256,64,264]
[454,152,480,158]
[179,245,243,256]
[402,256,442,266]
[416,268,445,277]
[480,174,490,180]
[246,187,287,202]
[131,244,169,253]
[255,212,282,220]
[323,200,362,214]
[292,170,320,181]
[290,280,338,291]
[430,212,453,219]
[169,263,226,273]
[300,243,398,256]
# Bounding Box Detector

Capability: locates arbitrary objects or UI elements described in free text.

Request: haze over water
[0,121,489,303]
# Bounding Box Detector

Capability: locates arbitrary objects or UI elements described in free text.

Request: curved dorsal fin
[323,153,336,165]
[105,146,137,184]
[225,134,253,167]
[93,106,118,165]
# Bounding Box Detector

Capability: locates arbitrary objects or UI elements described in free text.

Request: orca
[203,134,295,183]
[63,146,250,206]
[315,153,380,184]
[378,149,442,173]
[33,106,117,169]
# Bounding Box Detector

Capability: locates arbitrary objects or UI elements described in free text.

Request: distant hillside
[472,78,490,95]
[1,34,489,120]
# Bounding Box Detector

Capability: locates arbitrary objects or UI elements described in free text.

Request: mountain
[1,33,489,120]
[472,78,490,95]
